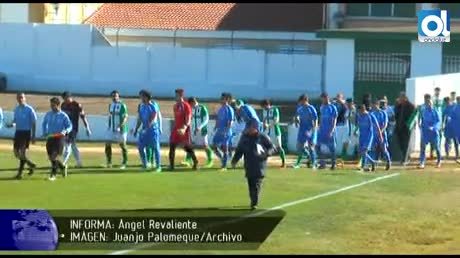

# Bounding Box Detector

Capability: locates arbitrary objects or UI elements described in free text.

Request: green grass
[0,140,459,254]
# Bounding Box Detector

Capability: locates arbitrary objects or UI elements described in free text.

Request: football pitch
[0,139,459,254]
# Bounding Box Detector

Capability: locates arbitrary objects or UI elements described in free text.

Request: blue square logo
[418,9,450,43]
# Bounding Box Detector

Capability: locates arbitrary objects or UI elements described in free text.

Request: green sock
[146,148,153,164]
[295,153,303,166]
[205,147,213,162]
[185,153,192,163]
[279,148,286,164]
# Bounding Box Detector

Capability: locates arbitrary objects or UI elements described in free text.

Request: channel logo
[418,9,450,43]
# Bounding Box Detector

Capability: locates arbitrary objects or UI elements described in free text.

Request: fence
[442,55,460,74]
[0,110,355,155]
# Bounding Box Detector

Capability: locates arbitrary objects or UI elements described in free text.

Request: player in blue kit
[442,96,458,160]
[292,94,318,169]
[356,104,379,172]
[146,99,163,169]
[317,93,338,170]
[212,93,235,171]
[454,96,460,164]
[370,99,391,170]
[0,107,3,130]
[418,94,442,169]
[234,99,262,135]
[133,90,162,172]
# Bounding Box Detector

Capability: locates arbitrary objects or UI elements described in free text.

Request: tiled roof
[84,3,325,32]
[84,3,237,31]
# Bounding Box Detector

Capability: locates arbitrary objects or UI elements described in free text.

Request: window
[347,3,368,16]
[438,3,460,18]
[370,4,392,17]
[347,3,415,18]
[355,52,410,83]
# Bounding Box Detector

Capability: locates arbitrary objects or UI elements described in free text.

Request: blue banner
[0,209,58,251]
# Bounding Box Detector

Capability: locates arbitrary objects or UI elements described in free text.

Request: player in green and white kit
[183,97,213,168]
[105,90,129,169]
[261,99,286,167]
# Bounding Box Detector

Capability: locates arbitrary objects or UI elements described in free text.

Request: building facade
[327,3,460,29]
[0,3,44,23]
[44,3,102,24]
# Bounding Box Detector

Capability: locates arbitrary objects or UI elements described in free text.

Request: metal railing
[355,52,410,83]
[442,55,460,74]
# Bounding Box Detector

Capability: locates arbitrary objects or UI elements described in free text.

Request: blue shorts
[213,129,231,146]
[444,123,456,139]
[359,134,374,152]
[373,131,388,148]
[138,128,160,148]
[317,130,337,146]
[297,128,317,146]
[421,129,440,145]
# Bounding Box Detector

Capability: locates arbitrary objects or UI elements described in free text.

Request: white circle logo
[421,14,444,37]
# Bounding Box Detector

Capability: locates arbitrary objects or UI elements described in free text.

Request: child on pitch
[442,96,458,160]
[370,98,392,170]
[212,93,235,171]
[231,125,276,210]
[418,94,442,169]
[261,99,286,168]
[133,90,162,172]
[292,94,318,169]
[356,104,379,172]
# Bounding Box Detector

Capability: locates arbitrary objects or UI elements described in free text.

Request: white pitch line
[109,172,400,255]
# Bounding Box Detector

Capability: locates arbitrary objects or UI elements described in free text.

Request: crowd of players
[0,87,460,181]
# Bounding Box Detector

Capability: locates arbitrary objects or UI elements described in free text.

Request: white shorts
[192,133,209,147]
[343,134,359,156]
[106,131,128,144]
[268,133,282,148]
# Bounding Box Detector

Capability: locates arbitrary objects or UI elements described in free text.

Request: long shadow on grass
[122,207,252,212]
[0,166,239,175]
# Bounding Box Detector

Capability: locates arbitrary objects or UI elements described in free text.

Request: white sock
[72,143,82,166]
[63,144,72,165]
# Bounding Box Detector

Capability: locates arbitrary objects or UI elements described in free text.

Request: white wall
[324,39,354,96]
[0,23,324,101]
[410,41,442,78]
[0,4,30,23]
[287,124,353,157]
[406,73,460,152]
[0,111,233,149]
[0,111,173,145]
